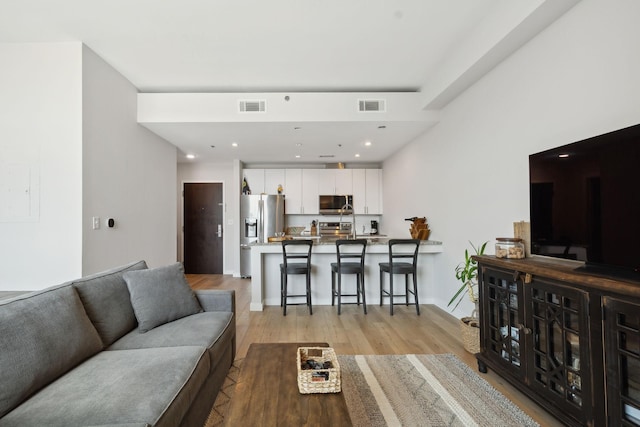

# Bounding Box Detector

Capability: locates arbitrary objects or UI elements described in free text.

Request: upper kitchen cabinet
[317,169,353,195]
[284,169,302,214]
[264,169,285,195]
[353,169,383,215]
[301,169,320,214]
[243,169,265,194]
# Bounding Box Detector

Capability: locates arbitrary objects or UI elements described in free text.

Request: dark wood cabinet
[475,255,640,427]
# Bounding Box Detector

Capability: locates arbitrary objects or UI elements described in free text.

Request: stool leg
[405,274,409,306]
[413,272,420,315]
[307,272,313,315]
[337,272,342,315]
[331,270,336,306]
[356,273,361,306]
[283,273,288,316]
[389,272,394,316]
[361,273,367,314]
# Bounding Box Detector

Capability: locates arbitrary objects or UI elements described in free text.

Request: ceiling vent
[358,99,386,112]
[238,100,266,113]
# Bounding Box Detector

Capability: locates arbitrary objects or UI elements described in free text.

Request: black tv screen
[529,123,640,278]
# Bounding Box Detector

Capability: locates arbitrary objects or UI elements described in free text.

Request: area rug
[339,354,539,426]
[204,354,539,427]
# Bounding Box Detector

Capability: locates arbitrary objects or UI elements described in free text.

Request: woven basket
[297,347,341,394]
[460,317,480,354]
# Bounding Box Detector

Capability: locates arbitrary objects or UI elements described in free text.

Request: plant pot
[460,317,480,354]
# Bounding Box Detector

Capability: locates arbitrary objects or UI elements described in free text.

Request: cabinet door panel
[264,169,285,195]
[526,278,590,423]
[302,169,320,214]
[352,169,366,214]
[604,297,640,427]
[480,267,526,379]
[284,169,302,214]
[365,169,382,214]
[243,169,264,194]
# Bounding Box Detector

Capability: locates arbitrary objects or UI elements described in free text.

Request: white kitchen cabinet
[317,169,352,195]
[264,169,285,195]
[352,169,382,214]
[301,169,320,214]
[284,169,302,214]
[243,169,264,194]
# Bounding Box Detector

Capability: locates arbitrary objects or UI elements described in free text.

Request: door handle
[217,224,222,237]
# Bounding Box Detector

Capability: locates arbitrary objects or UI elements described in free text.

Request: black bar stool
[331,239,368,315]
[379,239,420,315]
[280,239,314,316]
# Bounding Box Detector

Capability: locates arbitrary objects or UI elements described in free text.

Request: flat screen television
[529,123,640,279]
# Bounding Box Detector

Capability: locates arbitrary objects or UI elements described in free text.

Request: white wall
[0,43,83,290]
[177,161,236,275]
[383,0,640,317]
[82,46,177,274]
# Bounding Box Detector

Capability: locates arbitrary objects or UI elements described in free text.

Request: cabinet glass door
[605,297,640,427]
[482,268,525,377]
[528,279,589,422]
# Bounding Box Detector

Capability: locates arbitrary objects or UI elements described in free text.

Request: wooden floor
[188,274,563,426]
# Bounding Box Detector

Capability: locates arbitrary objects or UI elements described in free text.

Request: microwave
[319,195,353,215]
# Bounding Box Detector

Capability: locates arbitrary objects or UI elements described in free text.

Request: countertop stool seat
[379,239,421,315]
[330,239,367,315]
[280,239,314,316]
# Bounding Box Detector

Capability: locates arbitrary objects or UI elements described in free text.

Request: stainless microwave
[319,195,353,215]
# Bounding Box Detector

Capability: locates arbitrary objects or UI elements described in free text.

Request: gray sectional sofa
[0,260,236,427]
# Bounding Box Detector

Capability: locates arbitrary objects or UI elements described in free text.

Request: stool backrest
[282,239,313,269]
[335,239,367,269]
[387,239,420,267]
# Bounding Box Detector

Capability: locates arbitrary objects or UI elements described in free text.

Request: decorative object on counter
[495,237,525,259]
[370,220,378,235]
[310,220,318,236]
[405,217,430,240]
[285,226,306,236]
[297,347,341,394]
[242,177,251,195]
[450,241,487,354]
[277,184,283,194]
[513,221,531,257]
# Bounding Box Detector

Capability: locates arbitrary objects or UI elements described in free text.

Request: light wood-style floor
[188,274,563,426]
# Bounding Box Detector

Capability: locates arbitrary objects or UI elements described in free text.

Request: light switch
[92,216,100,230]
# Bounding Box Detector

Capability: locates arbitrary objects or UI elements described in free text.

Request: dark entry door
[183,183,223,274]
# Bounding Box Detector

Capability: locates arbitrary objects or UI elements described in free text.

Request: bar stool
[379,239,420,315]
[331,239,368,315]
[280,239,314,316]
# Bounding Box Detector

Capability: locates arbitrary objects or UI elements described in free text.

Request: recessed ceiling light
[232,142,238,147]
[186,154,195,159]
[295,155,301,158]
[355,153,361,158]
[296,143,302,147]
[364,141,372,147]
[558,153,570,158]
[294,127,301,130]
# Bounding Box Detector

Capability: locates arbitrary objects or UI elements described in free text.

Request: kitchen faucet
[339,203,356,239]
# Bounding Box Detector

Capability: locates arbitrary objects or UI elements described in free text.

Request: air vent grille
[238,100,266,112]
[358,99,386,112]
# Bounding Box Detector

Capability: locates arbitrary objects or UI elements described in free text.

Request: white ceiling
[0,0,579,164]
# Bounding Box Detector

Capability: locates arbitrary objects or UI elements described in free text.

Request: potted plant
[449,241,487,353]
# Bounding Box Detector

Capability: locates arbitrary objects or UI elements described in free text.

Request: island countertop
[249,238,443,311]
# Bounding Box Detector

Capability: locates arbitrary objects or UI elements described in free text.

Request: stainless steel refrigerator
[240,194,285,277]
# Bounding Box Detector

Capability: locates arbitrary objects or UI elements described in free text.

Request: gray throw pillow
[123,262,202,333]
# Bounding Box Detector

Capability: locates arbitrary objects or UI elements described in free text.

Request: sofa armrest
[195,289,235,313]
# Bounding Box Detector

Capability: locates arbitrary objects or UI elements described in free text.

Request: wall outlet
[92,216,100,230]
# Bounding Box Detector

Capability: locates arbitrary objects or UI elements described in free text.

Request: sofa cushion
[0,286,103,419]
[74,260,148,346]
[124,263,202,332]
[0,347,210,427]
[108,311,234,373]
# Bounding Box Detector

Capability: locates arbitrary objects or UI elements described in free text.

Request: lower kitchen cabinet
[475,255,640,427]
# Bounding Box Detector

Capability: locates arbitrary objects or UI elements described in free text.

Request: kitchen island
[249,237,443,311]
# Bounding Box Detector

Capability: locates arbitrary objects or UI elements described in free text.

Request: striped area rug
[338,354,539,427]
